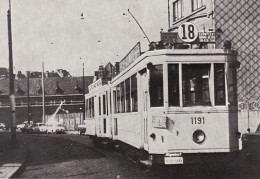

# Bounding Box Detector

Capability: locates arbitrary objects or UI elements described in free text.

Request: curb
[0,144,28,178]
[0,163,22,178]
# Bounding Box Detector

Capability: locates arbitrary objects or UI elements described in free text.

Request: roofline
[111,49,235,83]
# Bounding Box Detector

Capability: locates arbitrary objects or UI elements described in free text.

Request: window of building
[214,64,226,105]
[131,74,138,112]
[168,64,180,106]
[120,82,125,113]
[173,0,182,21]
[182,64,211,106]
[125,78,131,112]
[150,65,164,107]
[192,0,203,11]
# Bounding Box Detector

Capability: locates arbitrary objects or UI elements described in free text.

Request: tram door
[140,70,149,150]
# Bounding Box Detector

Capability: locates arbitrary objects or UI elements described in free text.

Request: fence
[215,0,260,132]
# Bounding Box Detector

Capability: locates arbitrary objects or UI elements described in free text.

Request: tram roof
[111,49,236,83]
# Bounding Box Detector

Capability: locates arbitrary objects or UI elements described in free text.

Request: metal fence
[215,0,259,103]
[215,0,260,132]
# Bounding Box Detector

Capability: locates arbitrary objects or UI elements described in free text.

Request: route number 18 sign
[178,22,198,43]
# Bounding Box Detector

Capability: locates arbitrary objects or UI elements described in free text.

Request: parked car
[20,124,34,134]
[241,125,260,161]
[78,124,87,135]
[47,124,65,134]
[18,121,33,130]
[17,123,26,130]
[32,123,48,133]
[0,123,8,130]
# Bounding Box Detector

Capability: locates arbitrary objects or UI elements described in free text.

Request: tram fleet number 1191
[191,117,205,125]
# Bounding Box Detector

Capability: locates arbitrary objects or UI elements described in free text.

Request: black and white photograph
[0,0,259,178]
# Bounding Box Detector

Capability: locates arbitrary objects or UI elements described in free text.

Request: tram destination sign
[198,32,215,42]
[119,42,141,72]
[160,32,183,43]
[88,78,102,92]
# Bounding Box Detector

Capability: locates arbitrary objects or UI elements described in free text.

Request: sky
[0,0,168,76]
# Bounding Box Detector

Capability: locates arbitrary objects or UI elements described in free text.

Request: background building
[0,75,93,128]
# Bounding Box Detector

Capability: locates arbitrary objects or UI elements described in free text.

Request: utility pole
[7,0,17,147]
[27,71,30,123]
[42,62,45,123]
[82,63,85,124]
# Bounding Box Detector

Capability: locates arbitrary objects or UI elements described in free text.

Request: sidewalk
[0,131,27,178]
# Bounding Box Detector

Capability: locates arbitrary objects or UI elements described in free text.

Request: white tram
[85,49,240,165]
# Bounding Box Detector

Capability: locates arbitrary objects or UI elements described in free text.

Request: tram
[84,48,240,165]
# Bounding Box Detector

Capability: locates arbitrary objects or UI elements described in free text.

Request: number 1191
[191,117,205,124]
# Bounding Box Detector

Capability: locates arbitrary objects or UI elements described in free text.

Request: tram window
[120,82,125,113]
[182,64,211,106]
[110,92,112,114]
[91,97,95,117]
[227,66,237,105]
[150,65,164,107]
[99,97,101,115]
[168,64,180,106]
[116,85,121,113]
[86,99,89,118]
[125,78,131,112]
[113,90,117,113]
[103,95,106,115]
[114,118,118,135]
[106,92,109,115]
[103,118,106,133]
[131,74,138,112]
[89,98,92,117]
[214,64,226,105]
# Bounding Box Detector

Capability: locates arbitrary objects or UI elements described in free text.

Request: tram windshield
[182,64,211,106]
[167,63,226,107]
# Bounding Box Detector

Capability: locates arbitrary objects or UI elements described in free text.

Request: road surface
[12,132,259,178]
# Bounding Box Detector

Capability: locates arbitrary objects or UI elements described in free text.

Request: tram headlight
[192,130,206,144]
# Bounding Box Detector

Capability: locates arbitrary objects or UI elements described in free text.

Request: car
[18,121,34,130]
[32,123,48,133]
[78,124,87,135]
[0,123,8,130]
[47,124,65,134]
[241,124,260,161]
[17,123,26,130]
[20,124,34,134]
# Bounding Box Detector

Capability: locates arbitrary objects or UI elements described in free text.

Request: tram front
[145,49,240,165]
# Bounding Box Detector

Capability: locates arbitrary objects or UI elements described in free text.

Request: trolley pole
[127,9,150,44]
[82,63,85,124]
[7,0,17,147]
